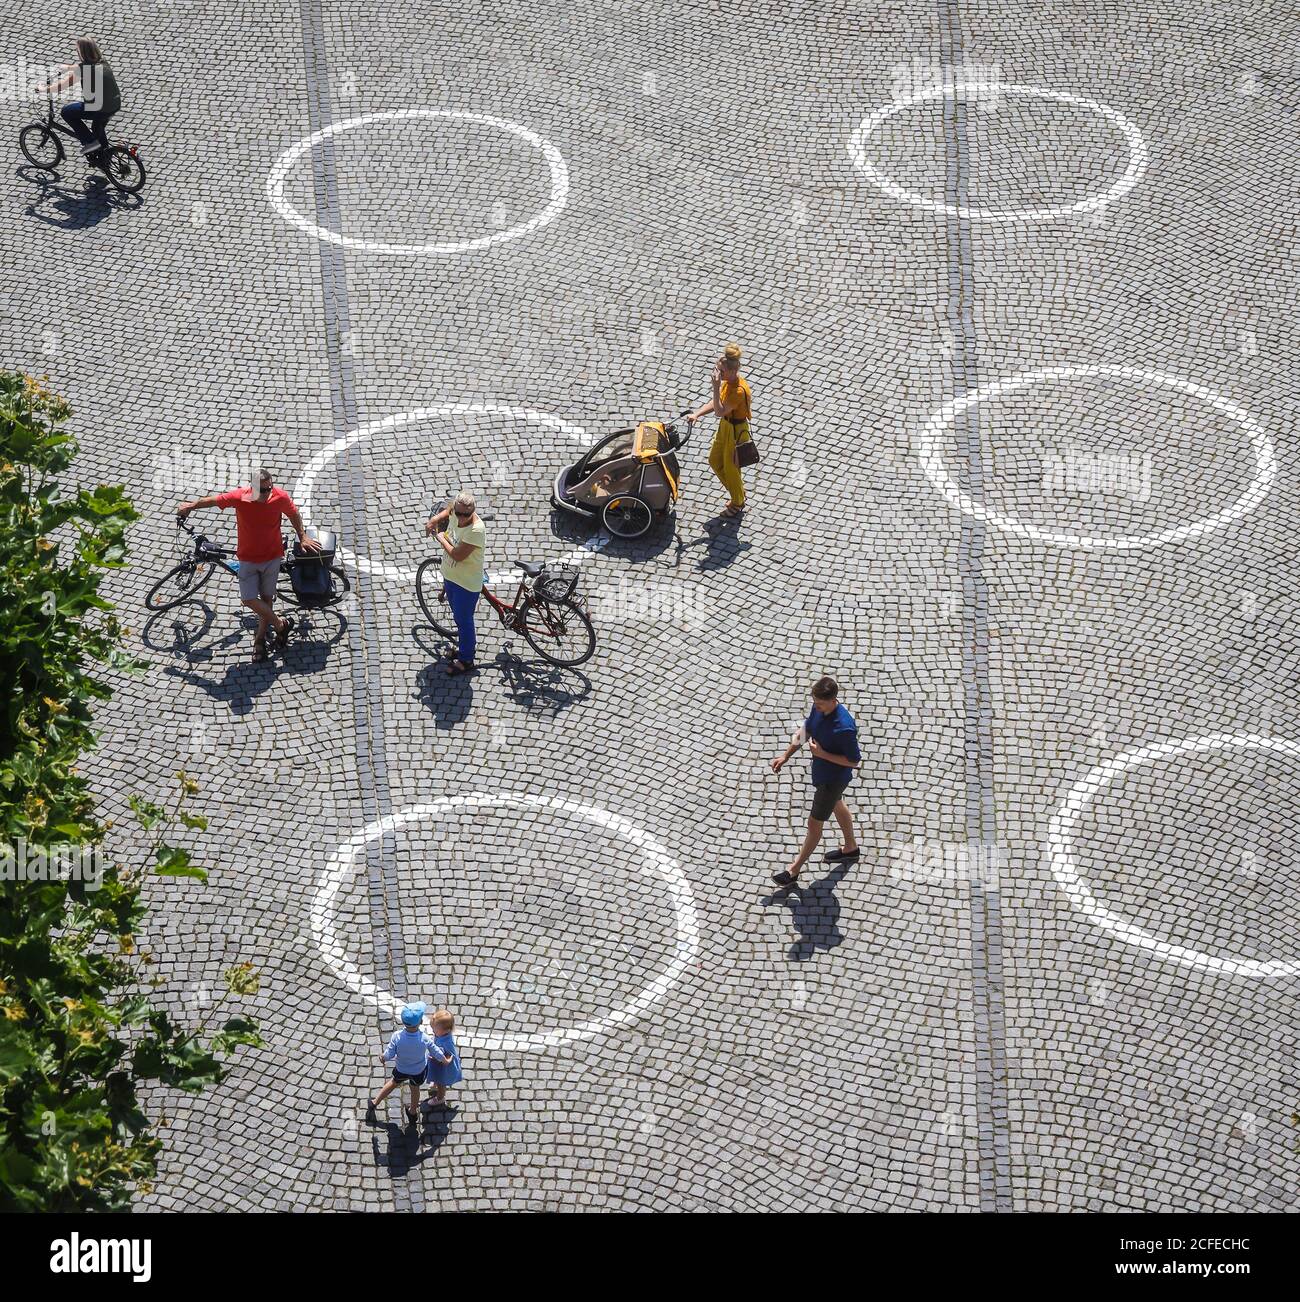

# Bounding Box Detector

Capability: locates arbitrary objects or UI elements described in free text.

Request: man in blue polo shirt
[769,675,861,886]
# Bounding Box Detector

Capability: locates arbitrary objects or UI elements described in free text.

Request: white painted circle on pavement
[266,108,569,254]
[291,403,593,586]
[310,796,700,1051]
[850,83,1148,222]
[1047,734,1300,979]
[917,365,1274,550]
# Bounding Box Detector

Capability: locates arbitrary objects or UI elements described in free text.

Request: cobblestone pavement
[3,0,1298,1211]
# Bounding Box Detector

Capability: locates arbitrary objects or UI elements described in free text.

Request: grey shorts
[237,557,280,601]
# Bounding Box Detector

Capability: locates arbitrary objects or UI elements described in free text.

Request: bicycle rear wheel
[145,560,216,612]
[19,125,62,171]
[415,557,458,640]
[519,596,596,667]
[276,564,352,608]
[103,145,145,194]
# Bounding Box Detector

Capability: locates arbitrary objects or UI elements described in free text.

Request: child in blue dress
[424,1008,463,1107]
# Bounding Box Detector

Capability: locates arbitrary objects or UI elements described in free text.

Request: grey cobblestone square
[2,0,1297,1212]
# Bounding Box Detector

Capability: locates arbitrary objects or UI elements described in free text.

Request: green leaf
[127,795,166,831]
[153,844,207,882]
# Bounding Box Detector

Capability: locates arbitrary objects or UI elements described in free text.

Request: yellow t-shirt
[441,514,486,592]
[719,376,752,423]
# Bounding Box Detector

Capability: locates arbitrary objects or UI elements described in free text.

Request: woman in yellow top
[687,343,752,517]
[425,490,486,675]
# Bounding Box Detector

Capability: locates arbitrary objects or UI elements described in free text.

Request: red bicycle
[416,556,595,668]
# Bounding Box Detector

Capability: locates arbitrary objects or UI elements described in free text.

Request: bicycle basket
[535,566,579,603]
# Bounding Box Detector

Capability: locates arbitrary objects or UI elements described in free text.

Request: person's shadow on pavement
[367,1103,458,1177]
[18,166,138,230]
[762,858,856,961]
[674,513,752,572]
[413,653,474,729]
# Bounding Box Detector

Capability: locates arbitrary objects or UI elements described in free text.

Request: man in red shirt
[178,468,319,662]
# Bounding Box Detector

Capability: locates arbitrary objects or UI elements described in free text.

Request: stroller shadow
[674,513,752,572]
[17,165,142,229]
[548,509,675,565]
[368,1104,459,1178]
[761,857,857,961]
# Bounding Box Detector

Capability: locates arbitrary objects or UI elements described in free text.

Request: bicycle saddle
[513,561,543,577]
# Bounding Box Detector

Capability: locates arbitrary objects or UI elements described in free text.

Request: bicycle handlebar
[174,514,232,559]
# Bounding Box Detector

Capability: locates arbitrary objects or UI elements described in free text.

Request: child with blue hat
[369,1001,435,1123]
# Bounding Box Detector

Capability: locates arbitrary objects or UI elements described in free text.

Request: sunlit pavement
[3,1,1298,1210]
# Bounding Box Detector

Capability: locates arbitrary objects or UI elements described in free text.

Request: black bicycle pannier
[287,527,338,606]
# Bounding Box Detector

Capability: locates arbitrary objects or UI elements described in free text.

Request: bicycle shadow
[16,165,141,229]
[761,856,859,961]
[145,603,348,716]
[495,652,592,715]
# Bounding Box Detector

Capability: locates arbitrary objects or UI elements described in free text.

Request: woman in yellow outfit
[687,343,752,517]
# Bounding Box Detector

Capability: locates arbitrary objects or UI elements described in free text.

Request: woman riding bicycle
[44,37,121,169]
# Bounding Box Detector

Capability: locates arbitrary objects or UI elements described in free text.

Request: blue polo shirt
[805,702,861,787]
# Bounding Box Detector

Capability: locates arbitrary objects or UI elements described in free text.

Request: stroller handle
[666,407,696,449]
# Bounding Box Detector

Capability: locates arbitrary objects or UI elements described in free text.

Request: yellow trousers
[709,418,750,508]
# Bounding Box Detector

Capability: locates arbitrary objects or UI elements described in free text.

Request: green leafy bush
[0,372,261,1210]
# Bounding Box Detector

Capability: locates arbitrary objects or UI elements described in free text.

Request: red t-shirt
[215,486,294,562]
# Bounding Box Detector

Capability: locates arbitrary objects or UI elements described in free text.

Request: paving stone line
[297,0,420,1214]
[938,0,1013,1213]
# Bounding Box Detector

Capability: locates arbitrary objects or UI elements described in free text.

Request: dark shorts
[810,781,850,821]
[391,1068,424,1084]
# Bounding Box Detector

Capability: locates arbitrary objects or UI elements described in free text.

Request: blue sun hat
[400,1001,427,1028]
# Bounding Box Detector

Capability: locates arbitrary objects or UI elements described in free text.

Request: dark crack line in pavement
[938,0,1013,1213]
[297,0,421,1213]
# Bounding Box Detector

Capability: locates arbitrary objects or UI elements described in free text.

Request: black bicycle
[19,96,146,194]
[145,517,350,612]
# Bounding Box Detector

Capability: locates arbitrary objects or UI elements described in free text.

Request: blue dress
[424,1033,463,1087]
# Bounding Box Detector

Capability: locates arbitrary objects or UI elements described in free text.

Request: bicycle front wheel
[519,596,596,667]
[415,557,458,640]
[19,125,62,171]
[103,145,145,194]
[145,560,215,612]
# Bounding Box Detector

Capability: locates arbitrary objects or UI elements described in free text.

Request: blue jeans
[61,101,114,155]
[444,580,480,663]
